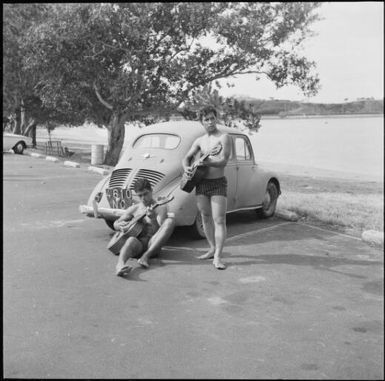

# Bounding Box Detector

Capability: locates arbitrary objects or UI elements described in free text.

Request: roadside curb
[361,230,384,248]
[27,150,104,172]
[64,160,81,168]
[29,152,44,158]
[277,209,383,249]
[46,156,59,163]
[88,166,111,176]
[27,150,82,167]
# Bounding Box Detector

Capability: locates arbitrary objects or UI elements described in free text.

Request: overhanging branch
[93,81,113,110]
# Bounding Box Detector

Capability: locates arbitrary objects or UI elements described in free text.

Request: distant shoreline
[261,113,383,120]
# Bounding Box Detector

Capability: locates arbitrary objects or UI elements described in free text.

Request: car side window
[234,136,252,161]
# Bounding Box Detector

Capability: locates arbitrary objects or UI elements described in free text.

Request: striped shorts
[196,176,227,197]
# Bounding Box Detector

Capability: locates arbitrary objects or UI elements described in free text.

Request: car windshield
[133,133,180,150]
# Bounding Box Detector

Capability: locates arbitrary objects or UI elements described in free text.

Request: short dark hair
[133,178,152,193]
[199,106,217,121]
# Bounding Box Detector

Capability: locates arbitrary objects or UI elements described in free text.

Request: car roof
[136,120,245,141]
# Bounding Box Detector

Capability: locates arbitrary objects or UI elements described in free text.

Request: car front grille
[108,168,133,188]
[130,169,165,190]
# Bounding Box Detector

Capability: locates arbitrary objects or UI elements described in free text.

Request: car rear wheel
[105,219,116,231]
[13,142,25,154]
[257,181,279,218]
[188,212,206,239]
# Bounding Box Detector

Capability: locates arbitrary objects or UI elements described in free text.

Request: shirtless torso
[184,130,232,180]
[196,131,229,179]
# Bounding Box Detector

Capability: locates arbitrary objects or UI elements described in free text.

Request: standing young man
[113,178,175,276]
[182,106,232,269]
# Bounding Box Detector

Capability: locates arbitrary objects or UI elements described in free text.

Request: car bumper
[79,204,124,220]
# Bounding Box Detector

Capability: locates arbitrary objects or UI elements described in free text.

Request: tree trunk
[20,99,27,134]
[103,112,125,166]
[31,124,37,147]
[24,118,37,147]
[13,106,22,135]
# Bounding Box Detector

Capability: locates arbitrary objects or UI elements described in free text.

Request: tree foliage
[180,83,262,133]
[3,3,62,139]
[9,2,321,164]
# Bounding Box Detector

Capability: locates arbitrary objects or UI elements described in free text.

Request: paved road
[3,153,384,379]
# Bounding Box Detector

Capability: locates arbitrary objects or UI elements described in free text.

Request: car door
[232,134,258,209]
[223,138,237,211]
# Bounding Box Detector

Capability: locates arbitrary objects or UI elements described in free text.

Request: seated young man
[113,178,175,277]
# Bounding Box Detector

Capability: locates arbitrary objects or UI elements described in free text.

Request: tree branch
[84,46,106,59]
[93,81,113,110]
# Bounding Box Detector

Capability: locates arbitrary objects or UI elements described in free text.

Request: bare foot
[137,257,149,268]
[197,249,215,260]
[116,264,132,277]
[213,259,226,270]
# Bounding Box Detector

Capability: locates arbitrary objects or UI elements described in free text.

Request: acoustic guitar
[107,195,174,255]
[180,142,222,193]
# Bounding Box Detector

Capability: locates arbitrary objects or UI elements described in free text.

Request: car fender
[86,175,111,206]
[255,167,281,200]
[154,176,198,226]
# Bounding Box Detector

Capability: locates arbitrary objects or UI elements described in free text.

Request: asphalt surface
[3,153,384,379]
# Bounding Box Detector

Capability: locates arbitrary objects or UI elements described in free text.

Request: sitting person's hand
[146,207,156,220]
[114,219,131,232]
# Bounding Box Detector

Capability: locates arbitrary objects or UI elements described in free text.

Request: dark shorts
[136,235,150,253]
[196,176,227,197]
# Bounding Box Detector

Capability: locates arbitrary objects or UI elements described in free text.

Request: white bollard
[362,230,384,247]
[64,161,80,168]
[46,156,59,162]
[88,166,110,176]
[30,152,44,158]
[276,209,299,221]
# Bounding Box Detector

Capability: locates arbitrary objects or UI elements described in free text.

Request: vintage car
[79,120,281,238]
[3,131,32,154]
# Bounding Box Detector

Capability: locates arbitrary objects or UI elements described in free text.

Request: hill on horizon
[232,96,383,116]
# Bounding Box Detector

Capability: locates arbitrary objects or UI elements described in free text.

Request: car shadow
[108,210,382,281]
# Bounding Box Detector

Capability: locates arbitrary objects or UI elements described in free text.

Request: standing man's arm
[204,134,232,168]
[182,137,201,172]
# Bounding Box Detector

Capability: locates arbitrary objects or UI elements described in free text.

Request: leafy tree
[180,83,262,133]
[3,3,53,139]
[23,2,321,165]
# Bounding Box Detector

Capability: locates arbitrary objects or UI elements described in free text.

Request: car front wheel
[257,181,279,218]
[188,212,206,239]
[13,142,25,154]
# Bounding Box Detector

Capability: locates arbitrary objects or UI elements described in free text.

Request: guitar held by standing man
[182,106,232,270]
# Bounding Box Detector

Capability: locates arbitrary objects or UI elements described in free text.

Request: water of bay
[249,115,383,180]
[40,114,383,181]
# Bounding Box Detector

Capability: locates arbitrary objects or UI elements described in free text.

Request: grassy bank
[276,173,383,237]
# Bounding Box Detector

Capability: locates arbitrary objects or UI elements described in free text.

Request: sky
[216,2,384,103]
